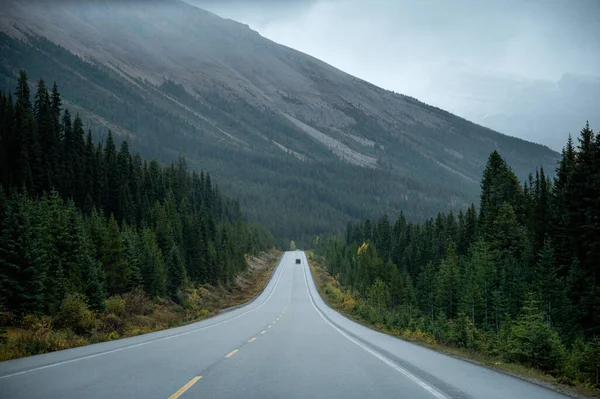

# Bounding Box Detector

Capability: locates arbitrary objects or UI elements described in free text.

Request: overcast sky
[187,0,600,148]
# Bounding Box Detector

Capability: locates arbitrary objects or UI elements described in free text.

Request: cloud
[190,0,600,81]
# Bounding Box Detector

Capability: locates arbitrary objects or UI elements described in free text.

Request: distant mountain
[0,0,559,244]
[426,71,599,151]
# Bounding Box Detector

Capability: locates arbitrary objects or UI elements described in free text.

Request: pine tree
[33,79,55,192]
[531,167,550,261]
[140,228,166,298]
[166,245,187,299]
[0,194,45,316]
[551,135,576,272]
[72,115,86,206]
[121,225,142,290]
[75,215,105,310]
[435,244,460,319]
[15,70,31,111]
[61,109,74,198]
[418,261,437,324]
[480,151,523,236]
[567,122,600,336]
[104,131,119,217]
[101,214,129,295]
[506,294,565,372]
[0,76,274,334]
[0,93,18,188]
[36,192,71,313]
[460,239,492,326]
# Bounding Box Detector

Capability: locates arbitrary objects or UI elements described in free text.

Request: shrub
[341,294,356,312]
[0,310,14,326]
[21,314,53,332]
[0,316,90,359]
[123,318,153,337]
[122,289,152,316]
[100,314,124,334]
[104,295,126,317]
[88,331,110,344]
[129,315,153,328]
[400,328,437,345]
[325,282,345,306]
[564,337,600,386]
[13,330,51,355]
[54,293,96,335]
[150,309,180,326]
[194,308,211,320]
[48,329,86,352]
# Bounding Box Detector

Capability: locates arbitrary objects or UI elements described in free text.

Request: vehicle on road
[296,258,301,264]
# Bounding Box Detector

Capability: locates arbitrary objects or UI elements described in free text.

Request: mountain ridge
[0,0,559,243]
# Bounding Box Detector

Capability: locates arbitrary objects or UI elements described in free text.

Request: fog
[187,0,600,150]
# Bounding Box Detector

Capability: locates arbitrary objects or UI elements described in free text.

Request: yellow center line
[260,330,266,334]
[268,325,272,329]
[248,337,256,343]
[225,349,239,358]
[168,376,202,399]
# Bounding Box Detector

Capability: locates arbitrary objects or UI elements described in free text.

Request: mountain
[0,0,559,244]
[425,71,600,151]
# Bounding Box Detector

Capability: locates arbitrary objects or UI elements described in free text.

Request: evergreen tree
[166,245,187,299]
[101,215,129,295]
[435,244,460,319]
[0,194,44,315]
[318,122,599,384]
[140,228,166,298]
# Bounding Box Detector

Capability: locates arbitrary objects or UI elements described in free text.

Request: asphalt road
[0,251,572,399]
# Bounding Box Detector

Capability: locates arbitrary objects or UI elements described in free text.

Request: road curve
[0,251,571,399]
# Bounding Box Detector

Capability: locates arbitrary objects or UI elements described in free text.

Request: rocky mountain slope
[0,0,559,243]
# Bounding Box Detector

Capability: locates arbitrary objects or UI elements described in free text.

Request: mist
[187,0,600,150]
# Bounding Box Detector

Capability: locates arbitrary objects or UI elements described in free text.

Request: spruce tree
[0,194,45,316]
[166,245,187,299]
[140,228,166,298]
[101,214,129,295]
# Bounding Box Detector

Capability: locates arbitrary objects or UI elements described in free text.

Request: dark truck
[295,258,301,264]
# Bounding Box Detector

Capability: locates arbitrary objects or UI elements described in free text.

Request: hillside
[426,70,600,151]
[0,0,559,244]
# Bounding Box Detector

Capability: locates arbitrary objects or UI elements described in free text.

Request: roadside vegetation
[311,122,600,397]
[0,251,280,361]
[0,72,278,360]
[309,253,599,398]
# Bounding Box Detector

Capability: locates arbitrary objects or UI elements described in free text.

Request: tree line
[2,32,556,249]
[0,71,275,319]
[318,122,600,385]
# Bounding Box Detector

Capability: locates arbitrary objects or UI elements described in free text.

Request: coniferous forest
[2,68,599,390]
[317,123,600,386]
[0,71,275,324]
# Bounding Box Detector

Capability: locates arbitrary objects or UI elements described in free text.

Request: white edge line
[0,254,289,380]
[301,253,449,399]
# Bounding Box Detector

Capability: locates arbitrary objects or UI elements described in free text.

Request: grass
[306,251,599,399]
[0,249,282,362]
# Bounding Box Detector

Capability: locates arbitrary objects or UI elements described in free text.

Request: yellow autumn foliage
[357,242,369,255]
